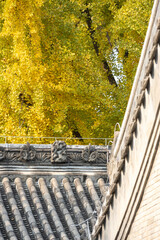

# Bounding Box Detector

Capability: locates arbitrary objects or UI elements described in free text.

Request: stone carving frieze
[0,141,110,165]
[82,144,98,162]
[67,144,107,164]
[36,152,51,162]
[68,153,82,163]
[20,142,36,161]
[51,141,67,163]
[0,146,6,160]
[6,152,20,162]
[98,153,108,163]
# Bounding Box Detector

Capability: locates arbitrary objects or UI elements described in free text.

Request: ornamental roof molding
[0,141,111,166]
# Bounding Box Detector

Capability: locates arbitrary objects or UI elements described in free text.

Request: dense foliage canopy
[0,0,153,143]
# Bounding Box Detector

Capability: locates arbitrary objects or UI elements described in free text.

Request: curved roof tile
[0,142,108,239]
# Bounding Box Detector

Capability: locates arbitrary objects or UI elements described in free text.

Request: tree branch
[84,7,117,86]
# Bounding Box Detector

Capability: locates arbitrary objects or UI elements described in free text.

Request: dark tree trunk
[84,7,117,86]
[72,128,83,141]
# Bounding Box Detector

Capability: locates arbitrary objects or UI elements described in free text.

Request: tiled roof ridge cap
[0,142,110,166]
[91,0,160,238]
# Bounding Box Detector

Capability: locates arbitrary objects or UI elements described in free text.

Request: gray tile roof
[0,142,109,240]
[0,176,108,240]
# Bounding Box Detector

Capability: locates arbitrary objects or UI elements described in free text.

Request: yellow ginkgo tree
[0,0,153,143]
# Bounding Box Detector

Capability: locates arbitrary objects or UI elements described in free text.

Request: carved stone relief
[20,142,36,161]
[0,146,5,160]
[0,141,109,165]
[82,144,98,162]
[51,141,67,163]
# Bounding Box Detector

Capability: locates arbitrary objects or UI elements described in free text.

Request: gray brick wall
[127,145,160,240]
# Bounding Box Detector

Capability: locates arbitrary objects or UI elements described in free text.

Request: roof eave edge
[113,0,159,159]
